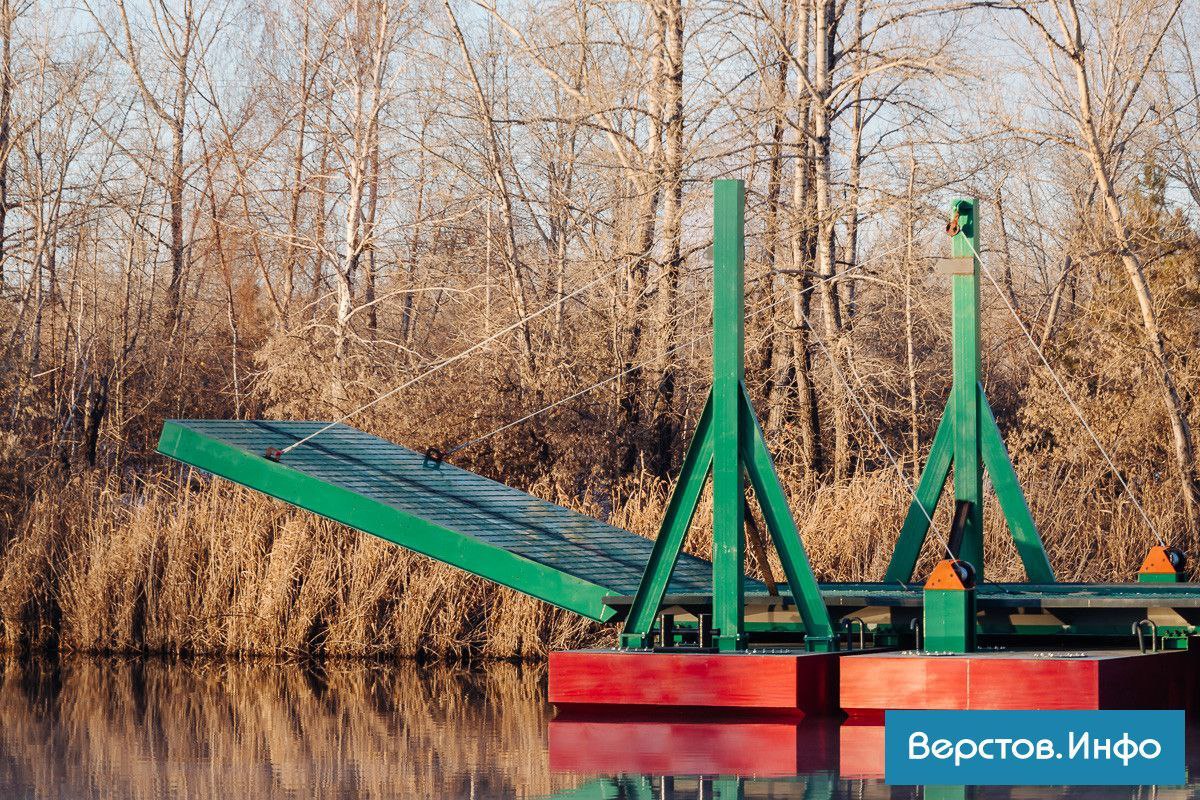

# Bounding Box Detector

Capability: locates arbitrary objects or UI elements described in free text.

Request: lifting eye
[423,447,445,468]
[946,200,973,237]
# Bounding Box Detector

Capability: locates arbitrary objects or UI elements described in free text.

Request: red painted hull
[548,716,836,776]
[840,649,1199,714]
[548,650,840,716]
[838,719,885,779]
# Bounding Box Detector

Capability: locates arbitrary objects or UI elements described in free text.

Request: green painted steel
[885,401,953,582]
[620,393,715,648]
[883,200,1054,585]
[981,391,1054,582]
[738,385,836,649]
[924,787,968,800]
[1139,572,1179,583]
[611,580,1200,609]
[157,419,729,622]
[607,581,1200,640]
[951,198,985,579]
[545,779,636,800]
[823,580,1200,605]
[800,774,836,800]
[923,586,976,652]
[712,179,747,652]
[161,178,823,649]
[619,179,835,650]
[545,777,832,800]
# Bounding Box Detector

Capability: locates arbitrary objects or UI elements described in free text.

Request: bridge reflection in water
[0,655,1192,799]
[546,714,881,800]
[545,712,1200,800]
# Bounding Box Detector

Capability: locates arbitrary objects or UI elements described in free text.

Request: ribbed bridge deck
[157,419,766,621]
[158,419,1200,631]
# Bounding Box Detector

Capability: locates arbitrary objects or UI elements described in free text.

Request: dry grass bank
[0,472,602,659]
[0,454,1181,661]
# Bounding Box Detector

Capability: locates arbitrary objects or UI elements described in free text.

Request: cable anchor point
[946,209,961,237]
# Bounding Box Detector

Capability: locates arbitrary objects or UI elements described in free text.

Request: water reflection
[0,654,581,799]
[548,716,1199,799]
[0,655,1195,799]
[549,713,838,777]
[544,776,1190,800]
[547,777,1196,800]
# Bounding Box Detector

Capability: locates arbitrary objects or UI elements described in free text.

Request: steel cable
[443,238,913,458]
[277,263,626,455]
[962,236,1165,546]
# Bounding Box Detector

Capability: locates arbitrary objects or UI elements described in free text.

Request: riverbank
[0,472,606,660]
[0,462,1178,661]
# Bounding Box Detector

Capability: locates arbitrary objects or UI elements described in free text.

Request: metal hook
[1132,619,1159,653]
[946,201,963,236]
[841,616,868,651]
[910,618,923,651]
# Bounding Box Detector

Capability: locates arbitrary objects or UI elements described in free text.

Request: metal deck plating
[157,418,768,623]
[158,419,1200,638]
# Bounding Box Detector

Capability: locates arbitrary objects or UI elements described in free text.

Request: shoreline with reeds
[0,459,1178,662]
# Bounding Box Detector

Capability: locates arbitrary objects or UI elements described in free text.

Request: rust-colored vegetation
[0,0,1196,661]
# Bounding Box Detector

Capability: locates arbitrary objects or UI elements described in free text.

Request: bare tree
[86,0,215,334]
[1011,0,1199,529]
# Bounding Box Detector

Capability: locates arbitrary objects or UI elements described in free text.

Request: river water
[0,655,1194,799]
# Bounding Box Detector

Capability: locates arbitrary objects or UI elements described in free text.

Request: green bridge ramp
[157,419,745,622]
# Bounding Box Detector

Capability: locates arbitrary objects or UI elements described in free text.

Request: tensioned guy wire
[442,238,914,459]
[277,262,627,456]
[961,236,1166,546]
[792,301,957,562]
[435,234,964,563]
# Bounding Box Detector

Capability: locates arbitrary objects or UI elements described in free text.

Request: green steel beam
[884,199,1055,586]
[739,385,836,648]
[801,774,836,800]
[156,421,620,622]
[923,586,976,652]
[617,580,1200,607]
[620,179,833,650]
[621,393,714,647]
[544,779,631,800]
[981,390,1054,582]
[924,787,968,800]
[950,198,984,579]
[756,618,1200,639]
[885,402,953,583]
[712,179,747,652]
[712,778,745,799]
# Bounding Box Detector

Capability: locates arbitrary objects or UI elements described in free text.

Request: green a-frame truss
[618,180,836,652]
[882,199,1054,585]
[618,190,1057,652]
[153,181,837,655]
[164,183,1182,659]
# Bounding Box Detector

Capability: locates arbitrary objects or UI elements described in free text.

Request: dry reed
[0,451,1181,661]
